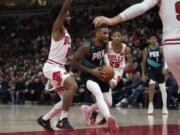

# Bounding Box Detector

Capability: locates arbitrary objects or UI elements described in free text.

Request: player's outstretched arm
[93,0,158,27]
[52,0,73,40]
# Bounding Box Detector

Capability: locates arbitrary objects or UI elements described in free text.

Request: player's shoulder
[80,39,91,50]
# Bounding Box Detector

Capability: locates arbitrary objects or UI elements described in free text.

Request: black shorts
[147,69,165,84]
[81,73,110,93]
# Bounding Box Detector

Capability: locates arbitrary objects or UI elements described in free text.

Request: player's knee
[68,83,78,94]
[107,101,112,107]
[64,76,78,92]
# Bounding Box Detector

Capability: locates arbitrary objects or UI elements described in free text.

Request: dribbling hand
[90,68,106,80]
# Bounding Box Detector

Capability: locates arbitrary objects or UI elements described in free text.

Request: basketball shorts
[147,69,165,84]
[81,73,110,93]
[43,63,71,91]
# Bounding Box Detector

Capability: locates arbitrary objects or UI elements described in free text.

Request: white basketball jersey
[107,41,126,69]
[48,30,71,65]
[159,0,180,41]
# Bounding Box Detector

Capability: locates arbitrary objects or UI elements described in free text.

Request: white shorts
[43,63,71,90]
[111,69,124,86]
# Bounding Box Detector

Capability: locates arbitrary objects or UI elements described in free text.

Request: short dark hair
[94,24,109,33]
[49,5,62,21]
[111,30,121,35]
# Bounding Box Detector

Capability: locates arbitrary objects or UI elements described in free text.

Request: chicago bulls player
[90,31,132,125]
[37,0,77,131]
[106,31,133,88]
[93,0,180,88]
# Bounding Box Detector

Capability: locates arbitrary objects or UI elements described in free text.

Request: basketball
[99,65,115,81]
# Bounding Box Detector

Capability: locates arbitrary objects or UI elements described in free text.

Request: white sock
[43,91,64,120]
[60,111,68,120]
[159,83,167,108]
[149,102,153,106]
[43,101,62,120]
[86,80,110,118]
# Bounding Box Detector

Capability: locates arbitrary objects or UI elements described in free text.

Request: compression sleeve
[119,0,158,21]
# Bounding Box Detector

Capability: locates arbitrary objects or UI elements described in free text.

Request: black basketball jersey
[81,38,105,69]
[146,46,164,71]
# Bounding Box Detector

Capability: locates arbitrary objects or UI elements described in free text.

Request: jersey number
[175,2,180,21]
[110,61,120,68]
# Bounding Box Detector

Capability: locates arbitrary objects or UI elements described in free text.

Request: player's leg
[81,80,109,125]
[57,75,77,129]
[148,80,156,115]
[98,89,112,125]
[37,90,65,131]
[158,71,168,115]
[163,46,180,86]
[86,80,118,131]
[37,64,57,131]
[89,78,117,125]
[43,64,77,129]
[89,89,113,125]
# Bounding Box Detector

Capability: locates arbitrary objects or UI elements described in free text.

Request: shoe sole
[107,117,118,132]
[81,106,90,125]
[36,117,54,131]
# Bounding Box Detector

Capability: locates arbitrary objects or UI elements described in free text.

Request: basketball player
[72,25,118,131]
[93,0,180,88]
[141,35,168,115]
[36,0,78,130]
[106,31,133,88]
[90,31,133,125]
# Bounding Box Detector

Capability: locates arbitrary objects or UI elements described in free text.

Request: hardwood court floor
[0,104,179,135]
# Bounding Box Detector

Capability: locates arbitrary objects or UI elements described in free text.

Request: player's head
[112,38,122,53]
[149,35,158,46]
[111,31,122,41]
[94,25,109,45]
[49,5,71,23]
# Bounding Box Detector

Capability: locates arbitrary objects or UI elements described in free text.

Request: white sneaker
[148,104,154,115]
[162,107,168,115]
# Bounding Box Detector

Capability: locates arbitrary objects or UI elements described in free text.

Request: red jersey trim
[162,43,180,46]
[47,59,64,66]
[164,38,180,42]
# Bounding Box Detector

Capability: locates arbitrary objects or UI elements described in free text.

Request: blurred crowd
[0,2,179,109]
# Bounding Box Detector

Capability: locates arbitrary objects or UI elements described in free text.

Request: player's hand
[90,68,106,80]
[93,16,113,27]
